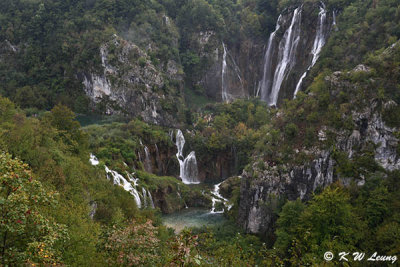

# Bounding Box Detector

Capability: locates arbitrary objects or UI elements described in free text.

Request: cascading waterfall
[175,130,200,184]
[89,153,155,209]
[294,3,327,97]
[258,15,282,100]
[210,182,232,213]
[105,166,142,208]
[221,43,229,102]
[268,7,302,106]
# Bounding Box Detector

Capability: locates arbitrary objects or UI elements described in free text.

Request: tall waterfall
[259,3,332,105]
[175,130,200,184]
[294,3,327,97]
[258,15,282,100]
[268,7,302,106]
[221,43,229,102]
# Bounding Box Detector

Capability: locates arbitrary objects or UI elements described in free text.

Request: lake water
[162,208,227,233]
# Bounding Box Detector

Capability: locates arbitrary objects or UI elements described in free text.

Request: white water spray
[210,182,232,213]
[175,130,200,184]
[294,3,327,97]
[143,146,152,173]
[268,7,302,106]
[258,15,282,100]
[221,43,229,102]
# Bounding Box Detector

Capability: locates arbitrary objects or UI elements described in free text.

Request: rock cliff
[238,63,400,236]
[80,35,184,127]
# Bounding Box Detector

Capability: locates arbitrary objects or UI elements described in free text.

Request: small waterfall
[210,182,232,213]
[221,43,244,102]
[142,187,148,208]
[177,191,188,208]
[175,130,200,184]
[143,146,153,173]
[142,188,155,209]
[168,130,174,141]
[258,15,282,100]
[294,3,327,97]
[221,43,229,102]
[155,144,163,174]
[332,10,338,31]
[148,189,155,208]
[89,154,99,166]
[268,7,302,106]
[176,129,186,178]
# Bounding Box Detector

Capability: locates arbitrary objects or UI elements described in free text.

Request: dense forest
[0,0,400,266]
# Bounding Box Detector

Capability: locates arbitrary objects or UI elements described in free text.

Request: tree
[0,152,68,266]
[103,219,161,266]
[43,104,88,155]
[274,199,305,254]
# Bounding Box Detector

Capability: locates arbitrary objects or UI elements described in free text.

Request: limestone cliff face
[198,37,265,101]
[80,35,183,127]
[238,66,400,236]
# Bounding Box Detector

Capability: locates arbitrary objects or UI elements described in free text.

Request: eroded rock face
[238,68,400,236]
[238,151,335,235]
[81,35,183,127]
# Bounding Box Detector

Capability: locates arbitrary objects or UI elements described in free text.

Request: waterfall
[176,129,186,178]
[294,4,327,97]
[155,144,163,174]
[182,151,199,184]
[143,146,152,173]
[332,10,338,31]
[268,7,302,106]
[148,189,155,208]
[89,154,99,166]
[105,167,142,208]
[258,15,282,100]
[177,191,188,208]
[140,188,155,209]
[210,182,232,213]
[168,130,174,141]
[175,130,200,184]
[221,43,229,102]
[89,153,142,208]
[142,187,148,208]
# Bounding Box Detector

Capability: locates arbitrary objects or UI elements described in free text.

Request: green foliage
[103,220,161,266]
[274,185,364,265]
[0,152,68,266]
